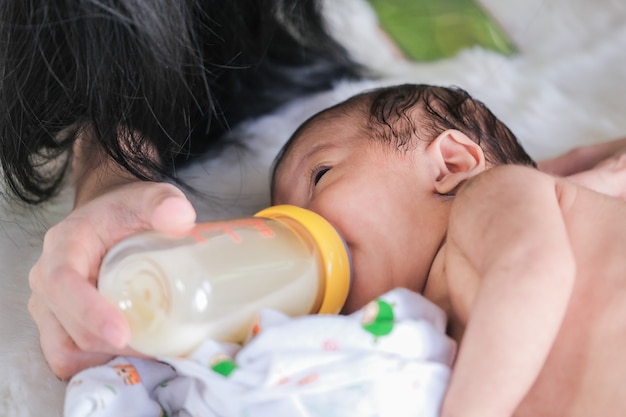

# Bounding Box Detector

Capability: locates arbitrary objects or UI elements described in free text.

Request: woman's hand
[29,179,196,379]
[28,140,197,380]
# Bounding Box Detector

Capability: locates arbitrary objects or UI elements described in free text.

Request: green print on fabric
[361,299,395,337]
[103,384,117,395]
[210,354,238,377]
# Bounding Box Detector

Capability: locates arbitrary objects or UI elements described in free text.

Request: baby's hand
[538,137,626,177]
[566,151,626,200]
[28,180,196,379]
[538,137,626,200]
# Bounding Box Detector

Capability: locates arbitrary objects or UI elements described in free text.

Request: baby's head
[271,84,534,312]
[274,84,534,183]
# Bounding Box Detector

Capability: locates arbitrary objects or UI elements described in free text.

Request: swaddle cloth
[64,288,456,417]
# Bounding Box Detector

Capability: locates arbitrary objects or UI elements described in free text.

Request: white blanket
[2,0,626,416]
[64,289,455,417]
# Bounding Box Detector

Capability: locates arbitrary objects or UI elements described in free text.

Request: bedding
[2,0,626,416]
[65,289,454,417]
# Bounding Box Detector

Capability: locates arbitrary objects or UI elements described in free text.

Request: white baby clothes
[64,288,456,417]
[64,356,176,417]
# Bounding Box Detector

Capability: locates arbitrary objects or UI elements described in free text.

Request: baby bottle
[97,204,351,357]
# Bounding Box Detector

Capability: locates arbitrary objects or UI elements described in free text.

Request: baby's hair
[274,84,535,183]
[364,84,536,167]
[0,0,360,204]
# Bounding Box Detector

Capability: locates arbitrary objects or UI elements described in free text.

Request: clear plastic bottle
[98,204,351,357]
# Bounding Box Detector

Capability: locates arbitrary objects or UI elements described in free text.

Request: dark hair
[364,84,535,166]
[273,83,535,179]
[0,0,361,203]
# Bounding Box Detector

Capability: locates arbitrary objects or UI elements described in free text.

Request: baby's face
[272,117,449,313]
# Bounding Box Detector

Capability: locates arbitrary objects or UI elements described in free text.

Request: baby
[271,84,626,417]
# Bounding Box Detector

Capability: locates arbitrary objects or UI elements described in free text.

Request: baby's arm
[440,165,576,417]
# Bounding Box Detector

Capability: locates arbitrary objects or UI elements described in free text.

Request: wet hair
[0,0,361,203]
[273,83,536,184]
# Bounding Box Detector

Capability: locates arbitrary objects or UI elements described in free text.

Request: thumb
[146,184,197,234]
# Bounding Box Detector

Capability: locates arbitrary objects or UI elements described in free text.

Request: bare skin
[440,165,626,417]
[28,122,626,381]
[273,112,626,416]
[28,131,197,379]
[539,137,626,200]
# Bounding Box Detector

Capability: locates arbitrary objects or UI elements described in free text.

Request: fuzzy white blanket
[2,0,626,416]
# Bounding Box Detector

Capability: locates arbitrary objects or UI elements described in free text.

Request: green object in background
[367,0,516,62]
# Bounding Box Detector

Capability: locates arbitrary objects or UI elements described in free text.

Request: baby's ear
[426,129,486,195]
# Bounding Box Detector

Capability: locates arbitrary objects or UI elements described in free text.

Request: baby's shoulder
[473,163,547,185]
[450,164,567,231]
[459,164,553,200]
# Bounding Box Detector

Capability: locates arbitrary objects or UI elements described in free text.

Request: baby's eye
[313,167,330,185]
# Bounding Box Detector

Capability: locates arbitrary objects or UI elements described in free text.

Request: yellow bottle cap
[254,205,351,314]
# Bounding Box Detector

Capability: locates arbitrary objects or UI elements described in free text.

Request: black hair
[273,84,535,181]
[365,84,536,167]
[0,0,361,203]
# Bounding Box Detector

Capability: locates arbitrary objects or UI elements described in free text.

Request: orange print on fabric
[113,364,142,385]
